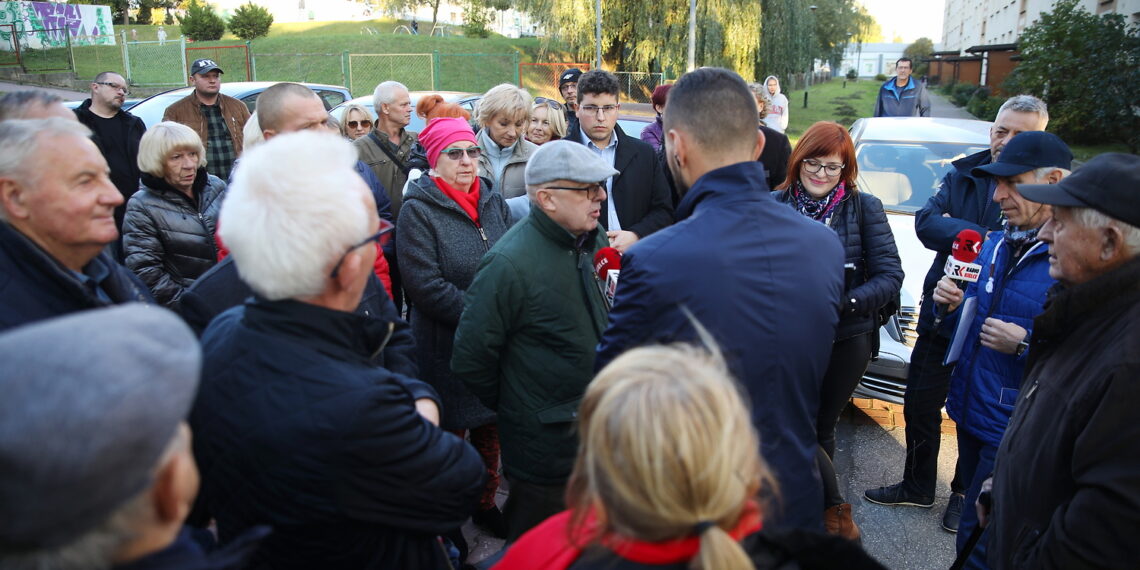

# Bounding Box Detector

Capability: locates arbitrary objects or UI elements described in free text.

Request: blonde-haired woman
[496,342,885,569]
[475,83,537,198]
[339,103,373,141]
[124,121,226,308]
[525,97,566,145]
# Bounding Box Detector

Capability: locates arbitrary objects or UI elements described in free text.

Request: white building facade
[837,42,930,78]
[942,0,1140,52]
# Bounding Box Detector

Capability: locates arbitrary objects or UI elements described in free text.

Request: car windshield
[856,142,989,213]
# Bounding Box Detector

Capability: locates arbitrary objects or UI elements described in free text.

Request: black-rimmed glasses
[95,81,129,96]
[329,219,395,279]
[802,158,844,177]
[441,146,483,161]
[580,104,620,116]
[534,97,564,111]
[544,182,606,200]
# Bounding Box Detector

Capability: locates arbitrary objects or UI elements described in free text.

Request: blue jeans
[956,429,997,569]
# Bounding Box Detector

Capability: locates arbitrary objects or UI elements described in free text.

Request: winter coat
[477,129,537,199]
[596,161,845,531]
[162,92,249,157]
[762,76,789,132]
[193,299,485,570]
[396,175,513,430]
[452,208,610,485]
[914,149,1004,336]
[772,189,903,340]
[123,169,226,308]
[112,526,268,570]
[355,129,419,220]
[0,221,152,332]
[945,233,1053,447]
[640,116,665,150]
[989,257,1140,569]
[758,124,791,190]
[73,99,146,228]
[873,76,931,117]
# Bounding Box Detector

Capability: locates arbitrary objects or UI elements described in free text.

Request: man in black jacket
[567,69,673,252]
[73,71,146,235]
[193,130,483,569]
[0,118,151,333]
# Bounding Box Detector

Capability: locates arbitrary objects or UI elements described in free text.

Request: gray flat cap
[0,305,200,552]
[524,139,620,187]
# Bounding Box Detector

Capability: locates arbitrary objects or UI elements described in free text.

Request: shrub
[462,0,491,38]
[845,68,857,80]
[965,87,1003,121]
[950,82,976,107]
[228,2,274,40]
[873,73,887,82]
[179,0,224,42]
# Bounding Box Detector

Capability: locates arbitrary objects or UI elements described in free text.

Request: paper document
[944,297,977,366]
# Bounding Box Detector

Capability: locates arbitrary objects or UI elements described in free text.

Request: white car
[850,117,992,404]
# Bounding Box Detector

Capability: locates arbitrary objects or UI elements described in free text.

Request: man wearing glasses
[567,69,673,253]
[74,71,146,241]
[453,140,617,541]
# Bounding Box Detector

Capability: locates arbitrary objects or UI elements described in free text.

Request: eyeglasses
[534,97,563,111]
[95,81,129,95]
[441,146,483,161]
[544,182,606,200]
[802,158,845,177]
[329,219,395,279]
[347,119,372,130]
[580,104,620,116]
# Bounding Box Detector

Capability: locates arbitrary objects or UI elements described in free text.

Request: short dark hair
[576,69,619,103]
[93,70,123,84]
[896,57,913,67]
[663,67,757,155]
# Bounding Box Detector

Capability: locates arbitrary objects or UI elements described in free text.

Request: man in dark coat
[864,95,1049,531]
[566,69,674,252]
[596,67,845,531]
[73,71,146,235]
[0,118,151,333]
[980,153,1140,568]
[192,131,484,569]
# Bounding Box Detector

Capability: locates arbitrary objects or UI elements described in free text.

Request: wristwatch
[1016,337,1030,357]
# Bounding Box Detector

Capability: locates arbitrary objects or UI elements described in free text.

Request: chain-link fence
[13,28,71,72]
[0,24,19,67]
[124,38,185,87]
[519,62,591,100]
[186,44,251,82]
[70,33,124,80]
[437,53,519,94]
[252,52,345,86]
[613,71,664,104]
[348,53,434,97]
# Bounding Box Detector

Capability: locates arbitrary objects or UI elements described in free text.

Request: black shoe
[472,506,508,539]
[863,482,935,508]
[942,492,965,533]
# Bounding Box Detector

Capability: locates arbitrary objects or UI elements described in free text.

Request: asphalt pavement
[0,80,87,100]
[928,89,977,120]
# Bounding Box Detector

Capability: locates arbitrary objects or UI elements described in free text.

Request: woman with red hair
[774,121,903,540]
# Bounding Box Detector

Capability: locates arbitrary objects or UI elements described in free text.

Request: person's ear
[535,188,557,213]
[1101,223,1127,262]
[666,129,685,169]
[332,249,368,291]
[1045,168,1064,184]
[152,427,198,525]
[0,178,31,221]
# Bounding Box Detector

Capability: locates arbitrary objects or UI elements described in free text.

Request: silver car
[851,117,992,404]
[126,82,352,128]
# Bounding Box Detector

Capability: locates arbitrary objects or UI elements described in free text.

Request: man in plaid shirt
[163,59,250,180]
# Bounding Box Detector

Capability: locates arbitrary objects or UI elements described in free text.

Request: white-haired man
[0,118,150,332]
[191,130,483,569]
[355,80,416,220]
[978,153,1140,569]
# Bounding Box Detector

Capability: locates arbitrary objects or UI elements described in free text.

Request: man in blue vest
[874,58,931,117]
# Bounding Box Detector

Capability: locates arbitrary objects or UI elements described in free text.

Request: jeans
[956,429,997,569]
[901,332,964,497]
[818,332,872,507]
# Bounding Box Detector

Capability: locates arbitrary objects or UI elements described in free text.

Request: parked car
[851,117,992,404]
[125,82,352,128]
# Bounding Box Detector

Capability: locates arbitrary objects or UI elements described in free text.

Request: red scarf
[494,501,763,569]
[433,176,481,224]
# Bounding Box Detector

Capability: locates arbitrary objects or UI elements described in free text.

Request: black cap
[972,131,1073,178]
[1018,153,1140,228]
[559,68,583,88]
[190,58,224,76]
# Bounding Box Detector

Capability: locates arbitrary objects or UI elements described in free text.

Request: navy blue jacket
[873,76,931,117]
[193,299,484,570]
[113,526,268,570]
[914,149,1004,336]
[0,221,152,332]
[597,161,845,531]
[945,233,1053,447]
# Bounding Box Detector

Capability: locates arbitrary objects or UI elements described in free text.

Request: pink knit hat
[418,117,477,169]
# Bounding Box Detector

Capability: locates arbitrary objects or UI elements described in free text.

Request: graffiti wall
[0,2,116,49]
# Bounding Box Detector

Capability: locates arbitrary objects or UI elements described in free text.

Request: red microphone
[593,247,621,308]
[934,229,983,327]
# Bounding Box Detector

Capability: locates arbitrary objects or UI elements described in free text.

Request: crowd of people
[0,55,1137,570]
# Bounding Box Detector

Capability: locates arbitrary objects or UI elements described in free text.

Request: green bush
[228,2,274,41]
[462,0,491,38]
[179,0,225,42]
[950,82,976,106]
[845,68,857,80]
[873,73,887,82]
[965,87,1003,121]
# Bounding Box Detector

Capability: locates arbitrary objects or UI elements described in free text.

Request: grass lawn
[780,78,881,145]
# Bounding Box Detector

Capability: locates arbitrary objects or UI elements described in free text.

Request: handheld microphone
[933,228,983,327]
[593,247,622,309]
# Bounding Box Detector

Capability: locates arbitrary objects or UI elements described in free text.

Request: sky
[856,0,946,45]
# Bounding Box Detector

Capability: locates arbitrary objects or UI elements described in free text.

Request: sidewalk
[928,90,977,120]
[0,80,86,100]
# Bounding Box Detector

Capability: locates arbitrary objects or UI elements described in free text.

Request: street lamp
[806,5,817,108]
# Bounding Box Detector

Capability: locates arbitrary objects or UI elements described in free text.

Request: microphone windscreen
[950,229,984,264]
[593,247,622,281]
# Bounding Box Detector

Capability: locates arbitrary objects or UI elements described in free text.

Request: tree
[903,37,934,76]
[228,2,274,40]
[1004,0,1140,151]
[179,0,225,41]
[380,0,447,32]
[462,0,492,37]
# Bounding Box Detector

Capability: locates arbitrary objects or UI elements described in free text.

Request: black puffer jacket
[123,168,225,308]
[773,189,903,340]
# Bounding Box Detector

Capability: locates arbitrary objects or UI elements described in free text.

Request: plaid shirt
[201,102,236,181]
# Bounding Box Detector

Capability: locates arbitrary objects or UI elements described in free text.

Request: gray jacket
[395,174,513,430]
[476,128,537,200]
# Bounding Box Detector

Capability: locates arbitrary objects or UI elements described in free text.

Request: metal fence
[519,62,591,101]
[69,34,125,80]
[13,28,71,72]
[0,24,18,67]
[186,44,251,82]
[347,53,519,98]
[252,52,345,86]
[613,71,664,104]
[123,38,185,87]
[437,53,519,93]
[348,53,434,96]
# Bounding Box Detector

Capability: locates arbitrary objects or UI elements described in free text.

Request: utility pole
[687,0,696,71]
[595,0,602,69]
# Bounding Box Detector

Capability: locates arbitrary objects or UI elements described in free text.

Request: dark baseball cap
[972,131,1072,178]
[559,68,583,88]
[190,58,224,76]
[1018,153,1140,228]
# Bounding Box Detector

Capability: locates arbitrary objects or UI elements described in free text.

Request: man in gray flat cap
[0,305,264,569]
[452,139,616,540]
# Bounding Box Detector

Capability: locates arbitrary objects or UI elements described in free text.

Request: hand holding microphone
[933,228,983,328]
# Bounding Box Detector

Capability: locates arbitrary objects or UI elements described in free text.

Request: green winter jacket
[451,207,610,485]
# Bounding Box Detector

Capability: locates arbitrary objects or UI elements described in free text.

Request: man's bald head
[257,83,328,138]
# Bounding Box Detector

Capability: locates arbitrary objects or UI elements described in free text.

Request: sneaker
[863,482,935,508]
[942,492,965,533]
